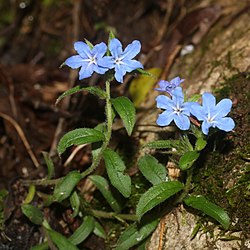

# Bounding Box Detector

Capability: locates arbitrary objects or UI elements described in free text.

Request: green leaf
[70,191,80,218]
[136,181,183,220]
[42,151,55,179]
[179,151,200,170]
[103,148,131,198]
[111,96,136,135]
[142,139,180,150]
[93,219,106,239]
[53,171,81,202]
[115,218,159,250]
[23,184,36,204]
[195,138,207,151]
[129,68,162,107]
[84,38,94,49]
[30,243,48,250]
[30,242,49,250]
[89,175,122,213]
[57,128,105,155]
[108,30,116,42]
[21,204,43,225]
[47,229,79,250]
[138,155,167,185]
[69,216,95,245]
[184,195,230,229]
[187,94,201,102]
[56,85,107,105]
[134,68,157,77]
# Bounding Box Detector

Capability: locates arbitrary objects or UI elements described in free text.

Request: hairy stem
[80,80,112,178]
[88,209,138,221]
[175,168,193,204]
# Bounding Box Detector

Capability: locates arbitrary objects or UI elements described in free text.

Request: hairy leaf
[195,138,207,151]
[111,96,136,136]
[89,175,122,213]
[184,195,230,229]
[57,128,105,155]
[42,151,55,179]
[21,204,43,225]
[23,184,36,204]
[53,171,81,202]
[179,151,200,170]
[56,85,106,104]
[115,218,159,250]
[103,148,131,198]
[47,229,79,250]
[93,219,106,239]
[138,155,167,185]
[142,139,180,150]
[70,191,80,218]
[136,181,183,219]
[30,242,49,250]
[69,216,95,245]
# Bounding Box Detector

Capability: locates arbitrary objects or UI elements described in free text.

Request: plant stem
[88,209,138,221]
[80,80,112,179]
[175,168,193,204]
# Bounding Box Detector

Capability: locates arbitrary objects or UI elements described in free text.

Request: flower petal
[174,114,190,130]
[201,120,211,135]
[64,55,84,69]
[109,38,123,58]
[190,103,206,120]
[215,117,235,132]
[170,77,184,87]
[213,98,232,118]
[98,56,114,69]
[156,110,175,126]
[158,80,168,90]
[155,95,173,110]
[78,63,94,79]
[114,65,126,83]
[122,59,143,72]
[74,41,91,58]
[121,40,141,60]
[202,93,216,112]
[93,42,108,58]
[94,65,109,75]
[172,87,184,106]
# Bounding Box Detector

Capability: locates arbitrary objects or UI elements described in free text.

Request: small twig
[63,144,87,167]
[0,112,40,168]
[158,218,165,250]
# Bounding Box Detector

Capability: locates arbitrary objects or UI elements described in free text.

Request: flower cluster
[155,76,184,95]
[156,77,235,135]
[64,38,143,83]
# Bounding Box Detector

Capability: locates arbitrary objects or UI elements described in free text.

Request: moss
[192,73,250,239]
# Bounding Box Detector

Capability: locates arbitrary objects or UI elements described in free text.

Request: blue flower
[98,38,143,83]
[64,41,108,80]
[155,77,184,94]
[190,93,235,135]
[156,87,192,130]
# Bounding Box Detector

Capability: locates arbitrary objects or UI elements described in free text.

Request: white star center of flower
[115,58,122,65]
[89,57,97,64]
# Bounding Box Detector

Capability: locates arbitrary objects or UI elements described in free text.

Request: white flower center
[115,57,122,65]
[89,57,96,64]
[174,107,182,114]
